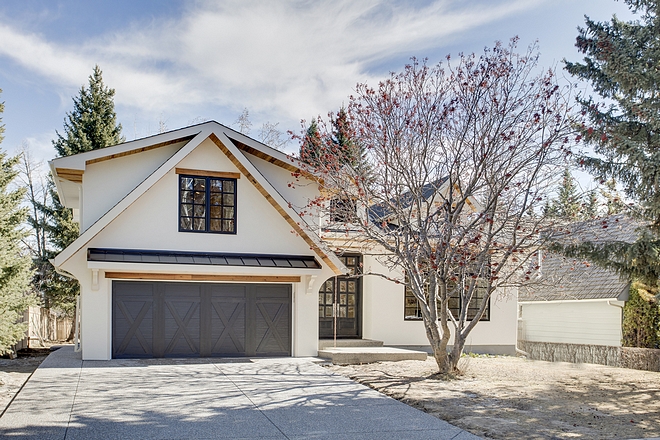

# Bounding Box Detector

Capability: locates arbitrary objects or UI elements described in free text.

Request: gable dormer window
[179,174,237,234]
[330,197,358,224]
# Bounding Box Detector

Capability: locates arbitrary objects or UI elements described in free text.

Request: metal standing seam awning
[87,248,322,269]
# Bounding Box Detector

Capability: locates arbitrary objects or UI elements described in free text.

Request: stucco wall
[243,153,320,221]
[519,300,623,346]
[86,139,314,255]
[361,254,518,352]
[81,141,185,232]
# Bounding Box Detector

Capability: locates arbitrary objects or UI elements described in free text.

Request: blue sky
[0,0,634,165]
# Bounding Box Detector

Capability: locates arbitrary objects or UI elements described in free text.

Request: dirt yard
[0,348,51,415]
[328,355,660,439]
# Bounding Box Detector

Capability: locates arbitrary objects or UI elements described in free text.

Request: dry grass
[328,356,660,439]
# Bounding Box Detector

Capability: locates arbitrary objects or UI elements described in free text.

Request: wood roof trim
[55,168,84,183]
[85,135,195,166]
[175,168,241,179]
[209,133,342,275]
[228,136,299,172]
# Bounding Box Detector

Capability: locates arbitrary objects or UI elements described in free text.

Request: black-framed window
[330,197,358,223]
[404,276,490,321]
[179,175,236,233]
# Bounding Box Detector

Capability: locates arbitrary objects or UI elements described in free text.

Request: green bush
[622,282,660,348]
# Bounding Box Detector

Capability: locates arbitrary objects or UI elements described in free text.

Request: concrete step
[317,346,428,364]
[318,339,384,350]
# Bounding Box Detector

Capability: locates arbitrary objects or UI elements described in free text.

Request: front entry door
[319,255,361,339]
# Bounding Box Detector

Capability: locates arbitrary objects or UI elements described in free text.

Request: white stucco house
[50,121,517,360]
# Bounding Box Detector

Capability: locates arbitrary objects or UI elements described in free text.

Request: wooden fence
[14,306,73,350]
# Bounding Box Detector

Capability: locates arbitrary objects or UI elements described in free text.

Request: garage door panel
[112,281,291,358]
[254,288,291,356]
[113,287,155,358]
[163,297,201,357]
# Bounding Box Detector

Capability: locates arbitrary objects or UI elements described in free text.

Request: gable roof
[50,122,346,275]
[519,215,639,302]
[368,178,450,223]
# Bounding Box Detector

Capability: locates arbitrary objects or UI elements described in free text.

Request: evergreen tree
[330,107,362,167]
[299,108,364,170]
[600,178,627,215]
[622,282,660,348]
[41,66,123,314]
[299,118,323,166]
[547,168,583,220]
[53,65,123,156]
[561,0,660,283]
[0,89,35,354]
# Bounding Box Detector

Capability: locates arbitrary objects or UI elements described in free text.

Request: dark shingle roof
[519,215,639,302]
[368,178,449,224]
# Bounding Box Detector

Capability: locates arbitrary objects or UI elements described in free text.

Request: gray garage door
[112,281,291,358]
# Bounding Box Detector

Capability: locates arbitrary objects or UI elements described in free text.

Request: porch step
[317,346,428,365]
[318,339,384,350]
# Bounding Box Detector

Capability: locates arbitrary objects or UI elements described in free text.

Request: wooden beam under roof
[55,168,84,183]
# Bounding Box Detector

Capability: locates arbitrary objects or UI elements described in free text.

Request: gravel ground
[328,356,660,440]
[0,348,51,415]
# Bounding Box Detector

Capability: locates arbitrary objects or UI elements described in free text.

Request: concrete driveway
[0,347,478,439]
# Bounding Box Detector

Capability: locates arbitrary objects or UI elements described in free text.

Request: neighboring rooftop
[519,215,641,302]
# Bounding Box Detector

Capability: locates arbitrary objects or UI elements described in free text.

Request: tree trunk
[423,318,454,374]
[448,332,467,373]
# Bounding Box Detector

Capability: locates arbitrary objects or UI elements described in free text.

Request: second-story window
[330,197,358,223]
[179,175,236,233]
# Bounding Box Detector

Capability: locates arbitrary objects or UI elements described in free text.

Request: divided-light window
[179,175,236,233]
[403,276,490,322]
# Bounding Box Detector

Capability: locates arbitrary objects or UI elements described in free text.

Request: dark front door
[319,255,361,339]
[112,281,291,358]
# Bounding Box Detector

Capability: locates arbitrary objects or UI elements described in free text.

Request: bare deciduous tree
[16,142,51,306]
[295,40,576,373]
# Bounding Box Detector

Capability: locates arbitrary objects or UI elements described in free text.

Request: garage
[112,281,291,358]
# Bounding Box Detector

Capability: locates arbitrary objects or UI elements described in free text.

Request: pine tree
[561,0,660,283]
[299,108,364,170]
[0,89,35,354]
[299,118,324,166]
[41,66,123,315]
[547,168,583,220]
[330,107,361,167]
[600,178,627,215]
[53,65,123,156]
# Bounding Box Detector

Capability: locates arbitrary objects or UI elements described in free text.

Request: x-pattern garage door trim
[211,301,245,353]
[164,300,200,354]
[115,300,152,354]
[256,302,287,353]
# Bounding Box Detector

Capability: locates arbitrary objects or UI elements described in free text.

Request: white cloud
[0,0,546,125]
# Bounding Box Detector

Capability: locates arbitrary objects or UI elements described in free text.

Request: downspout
[51,262,81,353]
[515,304,529,357]
[608,300,625,345]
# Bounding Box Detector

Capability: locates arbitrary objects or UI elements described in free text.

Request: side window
[179,175,236,234]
